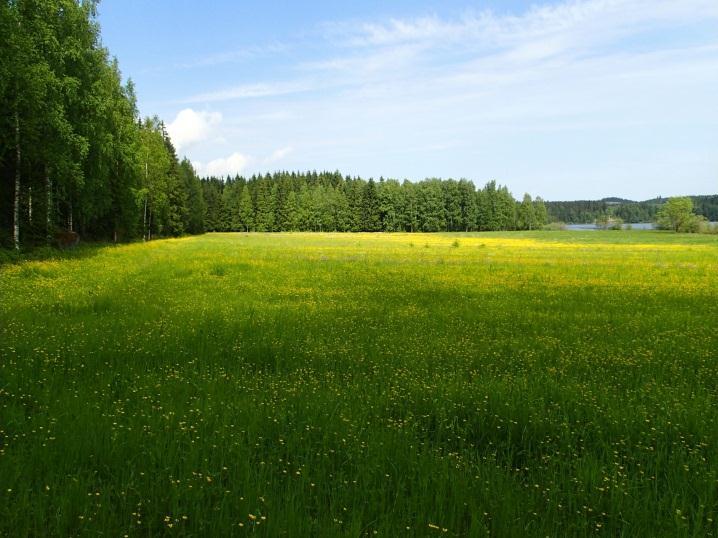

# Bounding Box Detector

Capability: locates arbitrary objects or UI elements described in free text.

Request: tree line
[0,0,205,249]
[201,172,548,233]
[546,196,718,224]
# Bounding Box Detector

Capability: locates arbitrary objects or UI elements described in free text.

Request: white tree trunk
[144,158,148,241]
[46,166,52,244]
[13,107,20,250]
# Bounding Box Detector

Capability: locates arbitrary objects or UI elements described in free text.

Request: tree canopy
[655,197,705,233]
[198,172,547,233]
[0,0,204,249]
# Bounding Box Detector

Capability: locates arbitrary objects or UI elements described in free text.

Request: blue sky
[98,0,718,200]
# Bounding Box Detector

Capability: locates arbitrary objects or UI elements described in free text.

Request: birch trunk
[143,158,148,241]
[46,166,52,244]
[13,106,21,250]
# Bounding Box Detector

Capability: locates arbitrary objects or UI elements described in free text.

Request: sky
[98,0,718,200]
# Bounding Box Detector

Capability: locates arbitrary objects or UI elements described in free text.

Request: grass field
[2,231,718,536]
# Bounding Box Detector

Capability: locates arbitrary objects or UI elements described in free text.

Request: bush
[655,197,705,233]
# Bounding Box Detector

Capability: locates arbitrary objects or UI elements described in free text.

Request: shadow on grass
[0,241,134,266]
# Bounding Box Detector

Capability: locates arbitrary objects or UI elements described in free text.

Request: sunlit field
[2,232,718,536]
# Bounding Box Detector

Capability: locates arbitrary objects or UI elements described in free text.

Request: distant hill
[546,195,718,224]
[601,197,635,204]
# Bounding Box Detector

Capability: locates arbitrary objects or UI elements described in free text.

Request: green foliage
[179,159,205,234]
[655,197,705,233]
[0,1,203,247]
[476,180,517,231]
[254,177,276,232]
[534,196,548,227]
[418,179,445,232]
[595,213,623,230]
[362,178,382,232]
[518,193,536,230]
[197,173,533,233]
[238,186,255,232]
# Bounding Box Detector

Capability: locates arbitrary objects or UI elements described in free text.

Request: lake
[565,222,656,231]
[565,222,717,231]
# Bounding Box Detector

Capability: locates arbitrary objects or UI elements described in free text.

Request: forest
[0,1,205,249]
[0,0,549,250]
[200,173,548,233]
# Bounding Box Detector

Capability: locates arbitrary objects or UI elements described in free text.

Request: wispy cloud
[175,42,287,69]
[265,146,293,164]
[331,0,718,50]
[178,81,315,104]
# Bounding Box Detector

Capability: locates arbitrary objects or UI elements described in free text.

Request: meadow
[1,231,718,537]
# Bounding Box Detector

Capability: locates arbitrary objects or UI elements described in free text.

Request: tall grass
[1,231,718,536]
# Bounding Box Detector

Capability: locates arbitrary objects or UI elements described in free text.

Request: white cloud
[200,152,251,178]
[179,81,314,104]
[265,146,294,164]
[176,42,287,69]
[335,0,718,50]
[166,108,222,150]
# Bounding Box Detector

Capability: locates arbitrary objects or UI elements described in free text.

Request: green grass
[1,231,718,536]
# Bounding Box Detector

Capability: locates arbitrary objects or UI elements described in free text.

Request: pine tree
[201,178,224,232]
[362,178,381,231]
[238,186,254,232]
[254,178,275,231]
[179,159,205,234]
[281,190,299,231]
[332,187,352,231]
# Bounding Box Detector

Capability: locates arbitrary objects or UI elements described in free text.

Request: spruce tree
[362,178,381,231]
[238,186,254,232]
